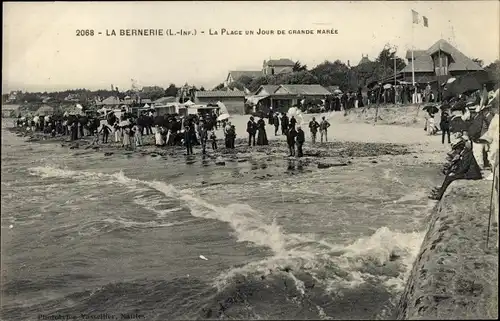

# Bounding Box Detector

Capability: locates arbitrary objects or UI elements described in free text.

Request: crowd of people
[428,87,499,200]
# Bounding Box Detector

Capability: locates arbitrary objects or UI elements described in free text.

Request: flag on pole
[412,10,419,24]
[423,16,429,27]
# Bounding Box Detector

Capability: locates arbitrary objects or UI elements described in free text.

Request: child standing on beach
[210,130,217,150]
[114,124,121,143]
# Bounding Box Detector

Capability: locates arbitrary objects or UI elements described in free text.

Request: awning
[246,95,270,105]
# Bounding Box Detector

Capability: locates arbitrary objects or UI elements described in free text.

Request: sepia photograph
[1,1,499,320]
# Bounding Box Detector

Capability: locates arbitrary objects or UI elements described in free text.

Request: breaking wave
[29,165,426,319]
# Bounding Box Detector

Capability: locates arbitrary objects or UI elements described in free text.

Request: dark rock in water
[201,180,207,185]
[186,160,196,165]
[92,146,99,150]
[414,155,419,158]
[305,151,321,157]
[251,165,259,170]
[260,163,268,169]
[317,163,332,169]
[237,159,247,163]
[317,162,348,169]
[215,161,226,166]
[266,173,273,177]
[371,160,378,164]
[69,145,79,150]
[150,154,158,157]
[104,152,114,156]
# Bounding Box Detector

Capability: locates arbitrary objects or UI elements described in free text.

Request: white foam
[29,165,426,296]
[29,165,289,255]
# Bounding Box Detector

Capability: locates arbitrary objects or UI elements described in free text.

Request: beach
[1,113,448,320]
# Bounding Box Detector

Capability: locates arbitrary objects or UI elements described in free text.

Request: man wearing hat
[468,100,495,171]
[246,116,257,147]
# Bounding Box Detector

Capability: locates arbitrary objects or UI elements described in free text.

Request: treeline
[218,47,500,93]
[217,45,408,92]
[3,84,206,106]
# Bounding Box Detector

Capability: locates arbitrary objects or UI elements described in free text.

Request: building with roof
[153,96,177,106]
[262,58,295,76]
[249,84,331,113]
[225,71,263,87]
[357,54,371,66]
[396,39,483,85]
[1,104,20,118]
[194,90,246,114]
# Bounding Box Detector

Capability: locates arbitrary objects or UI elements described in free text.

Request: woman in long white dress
[114,124,121,143]
[155,125,163,146]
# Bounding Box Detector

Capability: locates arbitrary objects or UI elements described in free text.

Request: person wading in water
[296,126,305,158]
[290,116,297,130]
[273,113,280,135]
[184,125,194,155]
[99,124,112,144]
[308,117,320,144]
[281,113,289,135]
[287,126,297,157]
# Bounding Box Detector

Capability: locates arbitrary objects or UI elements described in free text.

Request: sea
[1,118,441,320]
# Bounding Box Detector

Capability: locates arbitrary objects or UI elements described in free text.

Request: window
[271,68,275,75]
[434,53,448,76]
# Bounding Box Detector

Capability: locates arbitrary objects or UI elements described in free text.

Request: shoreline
[7,124,435,169]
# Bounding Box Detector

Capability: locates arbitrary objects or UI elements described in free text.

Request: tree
[142,86,165,101]
[472,58,484,67]
[165,84,179,97]
[269,70,319,85]
[484,60,500,82]
[235,75,254,86]
[199,86,206,91]
[310,60,350,89]
[293,61,308,72]
[228,82,245,91]
[248,76,272,92]
[374,46,406,79]
[213,83,225,90]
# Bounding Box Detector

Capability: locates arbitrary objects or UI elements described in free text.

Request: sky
[3,1,499,93]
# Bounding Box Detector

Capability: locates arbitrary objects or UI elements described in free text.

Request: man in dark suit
[246,116,257,146]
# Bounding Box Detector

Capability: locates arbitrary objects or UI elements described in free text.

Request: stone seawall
[396,179,498,319]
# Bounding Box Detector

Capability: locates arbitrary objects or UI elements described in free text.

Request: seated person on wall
[442,139,466,175]
[429,131,482,200]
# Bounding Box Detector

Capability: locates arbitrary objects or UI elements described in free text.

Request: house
[225,71,263,87]
[262,58,295,76]
[194,90,246,114]
[249,84,331,113]
[97,96,121,106]
[398,39,483,85]
[153,96,177,106]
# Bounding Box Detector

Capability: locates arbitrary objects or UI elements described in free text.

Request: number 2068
[76,30,94,36]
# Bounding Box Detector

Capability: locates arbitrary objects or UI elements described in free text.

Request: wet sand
[8,113,447,182]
